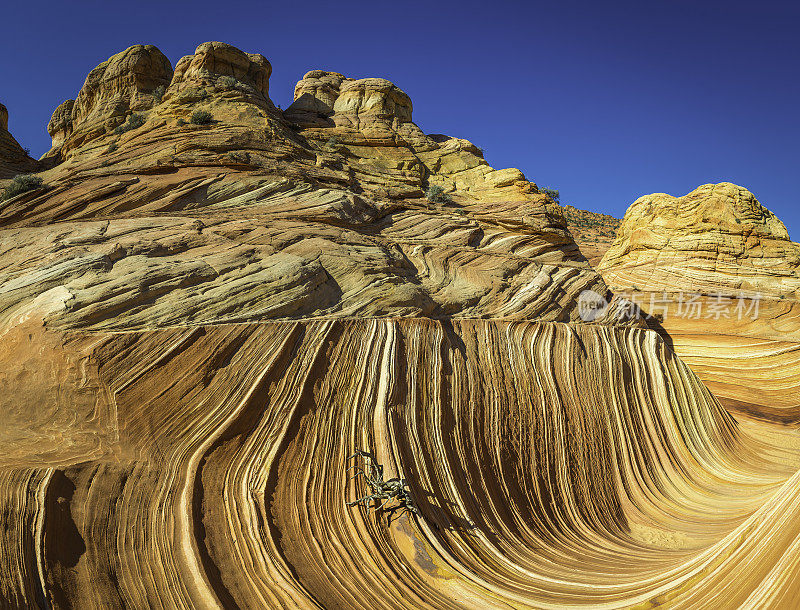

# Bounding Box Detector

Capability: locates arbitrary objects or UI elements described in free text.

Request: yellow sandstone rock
[1,42,800,609]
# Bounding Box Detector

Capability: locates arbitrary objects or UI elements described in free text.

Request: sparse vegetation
[178,88,208,103]
[152,85,166,101]
[190,110,213,125]
[107,141,118,153]
[114,113,146,135]
[425,184,452,205]
[176,118,187,127]
[218,76,237,88]
[2,174,44,201]
[325,136,342,151]
[539,187,560,203]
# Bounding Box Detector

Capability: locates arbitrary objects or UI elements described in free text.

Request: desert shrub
[2,174,44,200]
[114,113,146,135]
[152,85,166,101]
[178,88,208,103]
[539,187,560,203]
[425,184,452,205]
[218,76,237,88]
[191,110,213,125]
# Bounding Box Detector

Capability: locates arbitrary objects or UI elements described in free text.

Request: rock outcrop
[53,44,173,156]
[167,41,272,102]
[598,182,800,422]
[599,182,800,298]
[2,43,800,609]
[46,99,75,149]
[0,102,38,178]
[285,69,349,126]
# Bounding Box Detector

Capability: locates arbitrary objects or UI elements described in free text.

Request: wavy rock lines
[1,320,798,608]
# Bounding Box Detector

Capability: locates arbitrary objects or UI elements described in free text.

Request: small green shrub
[218,76,237,88]
[178,88,208,103]
[152,85,166,101]
[2,174,44,201]
[177,118,187,127]
[425,185,452,205]
[190,110,213,125]
[114,113,146,135]
[539,187,560,203]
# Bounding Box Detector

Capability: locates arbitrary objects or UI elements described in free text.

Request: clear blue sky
[2,0,798,237]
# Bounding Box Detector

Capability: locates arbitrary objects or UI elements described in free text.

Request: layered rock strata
[0,42,799,609]
[598,183,800,421]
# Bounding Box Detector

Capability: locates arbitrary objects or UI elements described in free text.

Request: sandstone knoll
[2,43,800,609]
[0,103,38,178]
[598,183,800,422]
[599,183,800,299]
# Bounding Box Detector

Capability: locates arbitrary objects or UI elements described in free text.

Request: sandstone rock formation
[0,102,38,178]
[52,44,174,157]
[285,70,349,126]
[599,183,800,298]
[46,99,75,149]
[598,182,800,421]
[167,41,272,103]
[1,43,800,609]
[561,204,620,266]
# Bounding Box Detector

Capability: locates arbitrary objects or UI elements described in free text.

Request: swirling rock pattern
[2,319,800,609]
[1,42,800,608]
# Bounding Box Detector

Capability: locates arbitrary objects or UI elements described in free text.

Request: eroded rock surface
[598,182,800,421]
[1,43,800,609]
[562,204,620,266]
[599,182,800,298]
[59,44,174,156]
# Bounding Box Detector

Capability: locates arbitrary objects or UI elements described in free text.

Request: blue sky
[2,0,798,237]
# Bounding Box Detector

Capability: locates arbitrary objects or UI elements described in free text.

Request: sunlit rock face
[57,44,174,155]
[598,182,800,422]
[599,182,800,299]
[285,69,349,126]
[168,41,272,100]
[2,42,800,609]
[46,99,75,149]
